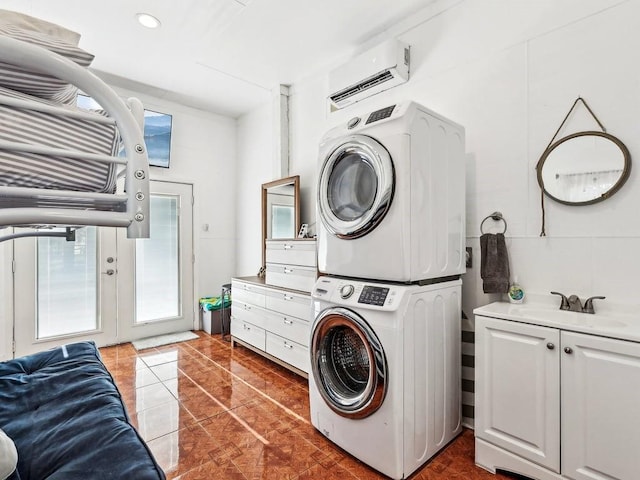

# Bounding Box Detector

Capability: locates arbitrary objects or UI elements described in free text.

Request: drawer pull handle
[244,325,250,331]
[284,319,293,325]
[284,342,293,349]
[245,305,251,310]
[284,295,293,301]
[284,268,293,274]
[283,244,293,250]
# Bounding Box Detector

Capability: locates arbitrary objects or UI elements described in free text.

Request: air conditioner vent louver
[330,71,394,104]
[328,39,409,109]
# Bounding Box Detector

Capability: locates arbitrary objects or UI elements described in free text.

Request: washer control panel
[358,285,390,306]
[312,277,404,310]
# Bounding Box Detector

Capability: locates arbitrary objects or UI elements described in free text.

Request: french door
[13,181,193,357]
[117,181,193,341]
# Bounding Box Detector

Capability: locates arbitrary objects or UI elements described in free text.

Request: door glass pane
[328,152,378,221]
[136,194,180,323]
[37,227,98,338]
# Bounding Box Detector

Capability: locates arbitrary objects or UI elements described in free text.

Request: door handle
[103,269,115,276]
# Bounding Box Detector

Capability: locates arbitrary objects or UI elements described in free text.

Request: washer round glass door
[310,307,388,419]
[318,135,394,239]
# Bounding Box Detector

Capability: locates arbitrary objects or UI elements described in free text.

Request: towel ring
[480,211,507,235]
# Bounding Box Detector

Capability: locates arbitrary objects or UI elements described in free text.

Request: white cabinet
[476,317,560,472]
[562,332,640,480]
[230,277,311,376]
[475,313,640,480]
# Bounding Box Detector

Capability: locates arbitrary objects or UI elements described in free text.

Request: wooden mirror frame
[261,175,301,269]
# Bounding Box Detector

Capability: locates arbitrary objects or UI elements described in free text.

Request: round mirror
[537,131,631,205]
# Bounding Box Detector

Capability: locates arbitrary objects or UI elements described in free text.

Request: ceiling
[1,0,437,117]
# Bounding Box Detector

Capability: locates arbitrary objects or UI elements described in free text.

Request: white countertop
[474,297,640,343]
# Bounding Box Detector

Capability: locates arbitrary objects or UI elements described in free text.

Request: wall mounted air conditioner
[328,39,410,109]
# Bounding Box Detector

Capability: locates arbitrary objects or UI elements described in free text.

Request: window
[77,95,173,168]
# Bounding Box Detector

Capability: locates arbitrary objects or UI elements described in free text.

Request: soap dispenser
[508,277,525,304]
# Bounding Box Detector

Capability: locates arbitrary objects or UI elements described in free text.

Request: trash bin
[199,293,231,335]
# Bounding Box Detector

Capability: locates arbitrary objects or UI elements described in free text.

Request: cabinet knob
[564,346,573,354]
[546,343,555,350]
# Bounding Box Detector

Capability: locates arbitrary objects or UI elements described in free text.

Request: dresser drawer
[266,263,316,293]
[265,333,309,374]
[264,309,310,347]
[231,317,266,351]
[231,300,266,328]
[266,240,317,267]
[265,288,311,321]
[232,280,266,307]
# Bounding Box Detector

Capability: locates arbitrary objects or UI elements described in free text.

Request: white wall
[235,101,276,276]
[281,0,640,317]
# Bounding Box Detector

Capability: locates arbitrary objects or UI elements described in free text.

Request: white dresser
[232,239,317,376]
[230,275,313,377]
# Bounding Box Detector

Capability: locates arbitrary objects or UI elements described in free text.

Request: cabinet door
[476,316,560,472]
[562,332,640,480]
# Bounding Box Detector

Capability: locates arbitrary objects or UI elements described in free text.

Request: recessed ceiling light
[136,13,161,29]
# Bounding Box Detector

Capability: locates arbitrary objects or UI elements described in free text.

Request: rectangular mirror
[262,175,300,268]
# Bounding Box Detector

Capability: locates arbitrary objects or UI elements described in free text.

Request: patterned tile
[134,400,197,441]
[103,334,520,480]
[135,382,176,412]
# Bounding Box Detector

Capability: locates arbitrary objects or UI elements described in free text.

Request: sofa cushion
[0,342,165,480]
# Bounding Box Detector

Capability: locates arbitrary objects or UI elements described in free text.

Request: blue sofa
[0,342,165,480]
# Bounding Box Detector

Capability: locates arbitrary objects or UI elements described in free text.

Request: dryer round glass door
[310,307,388,419]
[318,135,394,239]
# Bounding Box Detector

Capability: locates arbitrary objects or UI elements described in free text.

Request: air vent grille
[329,70,394,104]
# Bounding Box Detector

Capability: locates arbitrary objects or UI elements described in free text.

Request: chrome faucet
[550,292,606,314]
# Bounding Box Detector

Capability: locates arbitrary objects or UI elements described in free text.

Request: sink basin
[510,307,627,328]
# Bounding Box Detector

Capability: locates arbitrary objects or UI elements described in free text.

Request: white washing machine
[316,101,465,283]
[309,276,462,479]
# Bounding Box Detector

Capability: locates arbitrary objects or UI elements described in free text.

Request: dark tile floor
[100,332,515,480]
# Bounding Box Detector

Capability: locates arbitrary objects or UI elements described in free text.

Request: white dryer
[316,101,465,283]
[309,276,462,480]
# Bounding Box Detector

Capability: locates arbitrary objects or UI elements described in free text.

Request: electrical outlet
[465,247,472,268]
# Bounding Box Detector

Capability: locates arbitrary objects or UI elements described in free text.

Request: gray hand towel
[480,233,510,294]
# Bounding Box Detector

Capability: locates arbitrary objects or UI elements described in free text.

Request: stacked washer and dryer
[309,101,466,479]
